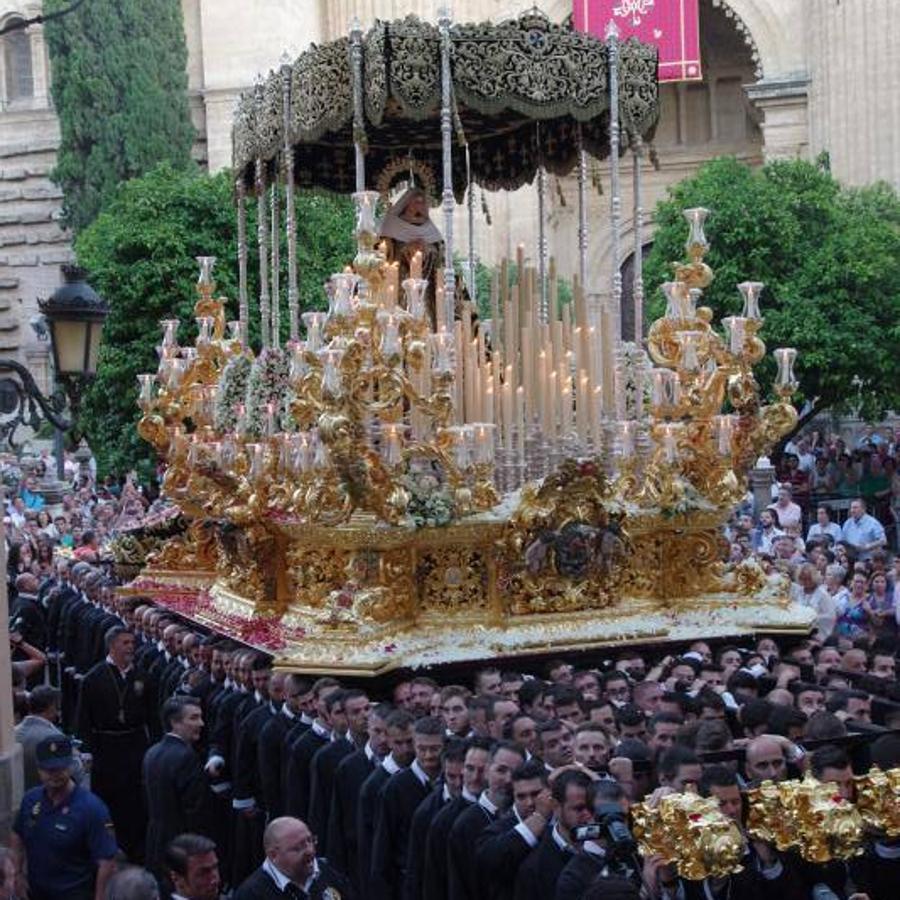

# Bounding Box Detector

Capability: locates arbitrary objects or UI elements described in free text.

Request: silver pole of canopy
[632,135,644,345]
[350,19,366,192]
[270,180,280,349]
[607,20,622,342]
[577,126,589,292]
[236,175,249,348]
[255,157,270,350]
[281,59,299,343]
[438,6,456,327]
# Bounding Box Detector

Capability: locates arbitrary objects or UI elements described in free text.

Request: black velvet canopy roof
[232,13,659,200]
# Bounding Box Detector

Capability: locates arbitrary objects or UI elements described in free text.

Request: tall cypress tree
[44,0,195,232]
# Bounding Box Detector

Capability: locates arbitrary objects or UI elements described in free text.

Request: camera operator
[555,780,635,900]
[513,769,595,900]
[476,760,552,900]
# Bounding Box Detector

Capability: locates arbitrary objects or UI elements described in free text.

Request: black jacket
[142,733,216,873]
[232,858,356,900]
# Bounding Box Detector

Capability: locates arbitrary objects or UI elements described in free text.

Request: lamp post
[0,264,108,836]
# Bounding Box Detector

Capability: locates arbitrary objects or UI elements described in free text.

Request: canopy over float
[119,12,814,676]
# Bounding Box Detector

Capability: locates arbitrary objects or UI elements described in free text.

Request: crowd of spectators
[3,426,900,900]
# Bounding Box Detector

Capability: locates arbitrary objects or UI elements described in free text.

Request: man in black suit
[308,688,370,839]
[423,739,491,900]
[143,696,216,876]
[9,573,47,654]
[233,816,356,900]
[284,683,344,820]
[327,702,391,883]
[476,759,552,900]
[357,709,416,889]
[403,737,469,900]
[512,769,594,900]
[259,674,313,819]
[231,669,284,886]
[447,740,525,900]
[370,715,446,900]
[76,625,153,860]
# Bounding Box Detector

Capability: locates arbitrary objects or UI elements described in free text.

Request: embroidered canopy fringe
[232,12,659,201]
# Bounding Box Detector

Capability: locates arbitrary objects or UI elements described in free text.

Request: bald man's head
[745,736,787,784]
[263,817,316,883]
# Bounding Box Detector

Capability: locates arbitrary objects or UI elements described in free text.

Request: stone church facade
[0,0,897,383]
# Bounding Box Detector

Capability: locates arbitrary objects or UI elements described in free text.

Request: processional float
[121,13,814,675]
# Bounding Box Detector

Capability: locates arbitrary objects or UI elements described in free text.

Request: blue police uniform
[14,783,118,900]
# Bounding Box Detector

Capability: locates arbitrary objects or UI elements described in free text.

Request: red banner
[574,0,702,83]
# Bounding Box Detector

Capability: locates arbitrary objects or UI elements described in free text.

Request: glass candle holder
[683,207,710,260]
[738,281,764,320]
[196,256,217,289]
[722,316,747,356]
[196,316,214,347]
[289,342,308,382]
[330,272,357,318]
[677,331,703,372]
[380,423,404,467]
[661,282,683,320]
[431,331,454,375]
[352,190,381,238]
[402,278,429,321]
[378,312,401,359]
[662,423,680,464]
[136,374,154,410]
[160,319,180,349]
[774,347,798,389]
[247,443,266,481]
[714,414,735,456]
[616,420,635,458]
[302,312,327,352]
[167,358,189,390]
[471,423,496,465]
[650,368,680,408]
[227,320,241,342]
[320,349,344,398]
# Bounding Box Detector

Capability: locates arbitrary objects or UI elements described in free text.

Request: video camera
[572,803,638,860]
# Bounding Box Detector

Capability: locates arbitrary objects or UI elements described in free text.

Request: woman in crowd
[868,571,896,635]
[836,571,871,640]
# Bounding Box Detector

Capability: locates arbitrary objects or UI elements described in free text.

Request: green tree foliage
[644,157,900,439]
[44,0,195,231]
[75,163,354,479]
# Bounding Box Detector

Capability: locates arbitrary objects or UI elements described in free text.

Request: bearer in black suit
[308,688,370,840]
[259,674,312,819]
[422,740,491,900]
[231,668,284,886]
[327,702,391,883]
[402,737,468,900]
[142,695,216,876]
[357,709,416,889]
[447,741,525,900]
[232,815,356,900]
[476,759,552,900]
[370,715,446,900]
[512,769,594,900]
[284,684,344,820]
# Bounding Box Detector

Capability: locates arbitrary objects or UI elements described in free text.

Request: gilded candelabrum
[128,206,813,670]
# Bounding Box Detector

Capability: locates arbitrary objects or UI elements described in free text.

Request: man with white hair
[232,816,355,899]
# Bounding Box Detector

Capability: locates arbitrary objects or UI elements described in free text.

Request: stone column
[745,76,810,161]
[749,463,776,519]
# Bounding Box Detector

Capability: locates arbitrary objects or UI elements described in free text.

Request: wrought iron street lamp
[0,265,108,447]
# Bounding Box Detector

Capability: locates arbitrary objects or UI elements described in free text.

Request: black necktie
[284,884,304,900]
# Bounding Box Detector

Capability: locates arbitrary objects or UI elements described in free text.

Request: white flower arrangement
[243,348,290,438]
[213,354,252,433]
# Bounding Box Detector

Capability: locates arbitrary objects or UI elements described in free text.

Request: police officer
[10,736,118,900]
